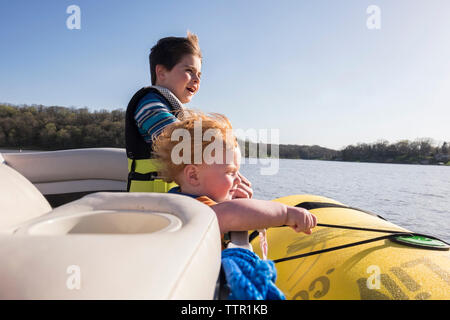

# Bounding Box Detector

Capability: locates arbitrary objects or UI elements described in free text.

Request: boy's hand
[232,172,253,199]
[285,207,317,234]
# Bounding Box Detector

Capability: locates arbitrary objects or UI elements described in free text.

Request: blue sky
[1,0,449,149]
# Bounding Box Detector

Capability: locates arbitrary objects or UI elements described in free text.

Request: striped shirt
[134,91,179,145]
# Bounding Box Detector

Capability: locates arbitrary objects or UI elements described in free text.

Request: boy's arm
[134,93,179,143]
[210,198,317,234]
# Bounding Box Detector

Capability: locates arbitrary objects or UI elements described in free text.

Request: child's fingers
[302,213,316,234]
[290,224,312,234]
[304,211,317,229]
[232,183,253,199]
[237,172,252,187]
[311,213,318,227]
[307,213,315,228]
[286,207,317,234]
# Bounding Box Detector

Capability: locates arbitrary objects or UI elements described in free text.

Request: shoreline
[1,148,449,166]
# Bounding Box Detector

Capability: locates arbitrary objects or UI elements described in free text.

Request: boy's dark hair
[149,31,202,85]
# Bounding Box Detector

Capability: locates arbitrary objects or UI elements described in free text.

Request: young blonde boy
[152,111,317,247]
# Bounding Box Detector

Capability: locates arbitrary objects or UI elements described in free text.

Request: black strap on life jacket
[125,157,161,191]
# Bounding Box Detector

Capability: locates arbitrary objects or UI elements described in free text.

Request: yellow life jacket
[125,86,182,192]
[127,158,177,192]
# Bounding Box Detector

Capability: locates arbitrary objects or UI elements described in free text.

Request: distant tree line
[1,103,448,165]
[0,104,124,150]
[340,139,450,165]
[239,140,338,160]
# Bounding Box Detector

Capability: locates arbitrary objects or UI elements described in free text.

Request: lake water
[239,158,450,243]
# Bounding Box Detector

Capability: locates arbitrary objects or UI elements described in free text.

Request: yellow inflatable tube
[250,195,450,300]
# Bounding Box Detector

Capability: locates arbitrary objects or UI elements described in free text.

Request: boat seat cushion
[0,162,51,229]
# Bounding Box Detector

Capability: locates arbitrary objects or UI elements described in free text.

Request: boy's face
[197,148,242,202]
[156,54,201,104]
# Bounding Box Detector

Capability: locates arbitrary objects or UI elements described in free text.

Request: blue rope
[221,248,286,300]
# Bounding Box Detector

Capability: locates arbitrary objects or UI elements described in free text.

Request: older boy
[125,32,252,197]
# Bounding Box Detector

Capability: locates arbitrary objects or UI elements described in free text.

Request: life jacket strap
[128,171,159,181]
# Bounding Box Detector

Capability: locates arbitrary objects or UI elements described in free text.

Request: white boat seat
[2,148,128,207]
[0,157,52,229]
[0,151,221,299]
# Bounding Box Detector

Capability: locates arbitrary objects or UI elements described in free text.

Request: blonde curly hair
[152,110,238,183]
